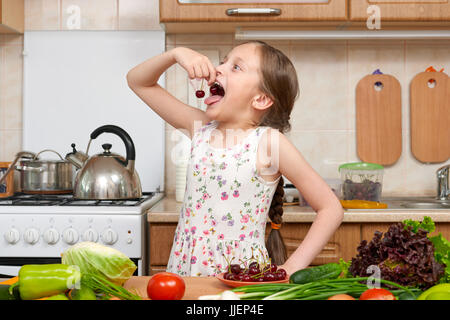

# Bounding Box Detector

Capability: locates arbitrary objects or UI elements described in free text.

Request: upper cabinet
[349,0,450,21]
[160,0,348,32]
[0,0,24,33]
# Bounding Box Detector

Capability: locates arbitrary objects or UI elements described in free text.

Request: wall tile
[61,0,118,30]
[25,0,61,30]
[0,130,22,162]
[118,0,161,30]
[288,130,348,180]
[290,42,347,131]
[0,42,23,131]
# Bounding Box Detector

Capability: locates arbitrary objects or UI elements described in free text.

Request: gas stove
[0,192,164,277]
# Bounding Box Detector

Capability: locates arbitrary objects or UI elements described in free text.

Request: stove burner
[0,192,155,207]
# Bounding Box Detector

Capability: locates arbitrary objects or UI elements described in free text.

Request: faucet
[436,164,450,200]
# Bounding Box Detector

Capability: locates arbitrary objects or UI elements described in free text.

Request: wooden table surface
[123,276,230,300]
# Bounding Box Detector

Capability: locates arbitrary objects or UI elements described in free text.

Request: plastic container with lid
[338,162,384,202]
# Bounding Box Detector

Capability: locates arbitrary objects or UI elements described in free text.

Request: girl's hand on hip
[170,47,217,85]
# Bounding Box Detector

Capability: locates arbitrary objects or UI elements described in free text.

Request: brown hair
[248,41,299,265]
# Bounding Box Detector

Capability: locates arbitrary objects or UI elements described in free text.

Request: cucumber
[0,284,20,300]
[289,263,342,284]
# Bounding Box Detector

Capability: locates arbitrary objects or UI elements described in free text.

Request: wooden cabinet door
[268,223,361,265]
[362,222,450,241]
[149,223,177,269]
[0,0,24,33]
[160,0,348,23]
[350,0,450,21]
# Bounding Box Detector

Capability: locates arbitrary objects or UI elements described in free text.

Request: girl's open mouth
[205,82,225,106]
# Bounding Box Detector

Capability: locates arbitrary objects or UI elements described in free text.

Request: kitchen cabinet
[148,222,361,274]
[361,222,450,242]
[0,0,23,33]
[160,0,348,33]
[349,0,450,22]
[149,223,177,274]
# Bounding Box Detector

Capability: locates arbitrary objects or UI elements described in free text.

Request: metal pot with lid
[66,124,142,200]
[0,150,74,194]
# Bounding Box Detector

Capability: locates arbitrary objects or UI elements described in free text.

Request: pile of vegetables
[0,242,141,300]
[219,216,449,300]
[349,217,449,288]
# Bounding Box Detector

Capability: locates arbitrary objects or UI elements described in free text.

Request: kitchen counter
[148,196,450,223]
[124,276,229,300]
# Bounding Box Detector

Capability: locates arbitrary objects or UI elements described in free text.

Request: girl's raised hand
[170,47,217,85]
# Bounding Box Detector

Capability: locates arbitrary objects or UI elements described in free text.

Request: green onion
[81,273,142,300]
[232,277,419,300]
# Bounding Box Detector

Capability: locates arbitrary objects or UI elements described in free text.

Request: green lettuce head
[62,242,137,286]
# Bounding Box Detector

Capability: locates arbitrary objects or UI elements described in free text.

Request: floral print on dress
[166,121,280,277]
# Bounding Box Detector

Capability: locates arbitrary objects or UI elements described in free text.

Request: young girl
[127,41,344,277]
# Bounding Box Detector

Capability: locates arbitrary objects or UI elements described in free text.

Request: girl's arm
[127,47,216,137]
[274,132,344,275]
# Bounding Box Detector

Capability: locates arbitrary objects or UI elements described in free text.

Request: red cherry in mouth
[195,90,205,98]
[210,84,219,95]
[210,83,225,96]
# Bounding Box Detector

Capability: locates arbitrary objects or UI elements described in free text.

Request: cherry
[269,263,278,273]
[241,274,252,282]
[224,272,235,280]
[276,268,287,280]
[230,264,242,274]
[195,90,205,98]
[234,273,244,281]
[209,83,225,96]
[264,273,276,281]
[248,262,259,270]
[248,266,260,275]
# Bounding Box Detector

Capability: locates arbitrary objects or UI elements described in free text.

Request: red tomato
[147,272,186,300]
[359,288,396,300]
[327,294,356,300]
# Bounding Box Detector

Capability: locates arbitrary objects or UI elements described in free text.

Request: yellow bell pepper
[417,283,450,300]
[340,200,388,209]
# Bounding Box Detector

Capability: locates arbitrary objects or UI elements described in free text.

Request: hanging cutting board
[356,74,402,166]
[410,72,450,163]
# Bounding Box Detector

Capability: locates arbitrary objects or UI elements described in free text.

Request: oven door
[0,257,142,277]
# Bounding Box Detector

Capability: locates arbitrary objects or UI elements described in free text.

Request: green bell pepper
[9,264,81,300]
[46,293,70,300]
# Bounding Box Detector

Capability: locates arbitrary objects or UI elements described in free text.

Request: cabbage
[62,242,137,286]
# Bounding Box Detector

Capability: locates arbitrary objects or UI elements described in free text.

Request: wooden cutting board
[356,74,402,166]
[124,276,229,300]
[410,71,450,163]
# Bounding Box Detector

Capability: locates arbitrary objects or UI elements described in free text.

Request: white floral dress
[166,121,280,276]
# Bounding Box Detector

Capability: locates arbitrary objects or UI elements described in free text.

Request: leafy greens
[349,217,446,289]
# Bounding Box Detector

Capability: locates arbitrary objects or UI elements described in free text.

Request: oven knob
[24,228,40,244]
[62,228,79,245]
[101,228,118,245]
[83,229,98,242]
[43,228,60,245]
[4,228,20,244]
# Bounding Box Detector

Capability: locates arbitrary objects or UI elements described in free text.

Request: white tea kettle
[66,125,142,200]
